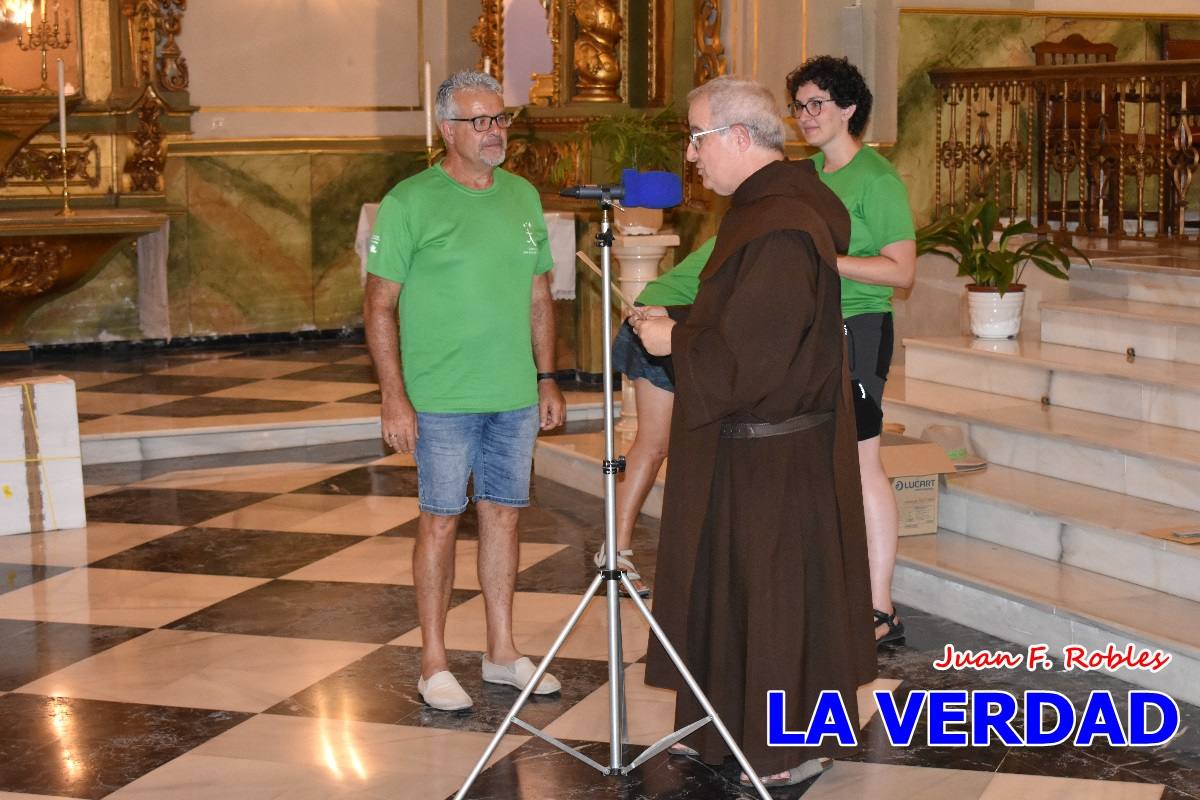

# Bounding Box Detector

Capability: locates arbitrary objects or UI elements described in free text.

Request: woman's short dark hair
[785,56,873,138]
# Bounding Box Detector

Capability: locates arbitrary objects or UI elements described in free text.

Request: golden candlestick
[16,4,72,91]
[55,146,74,217]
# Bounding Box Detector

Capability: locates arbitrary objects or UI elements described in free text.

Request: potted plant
[553,107,685,233]
[916,200,1090,339]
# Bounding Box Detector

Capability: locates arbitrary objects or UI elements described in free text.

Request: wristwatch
[537,372,557,382]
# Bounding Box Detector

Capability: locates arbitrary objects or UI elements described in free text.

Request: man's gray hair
[435,71,503,121]
[687,76,787,152]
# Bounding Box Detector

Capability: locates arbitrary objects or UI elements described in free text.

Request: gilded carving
[472,0,503,82]
[123,89,167,192]
[506,137,586,190]
[121,0,188,91]
[528,0,560,106]
[158,0,189,92]
[0,241,69,297]
[119,0,179,193]
[694,0,726,86]
[573,0,622,103]
[1,139,100,187]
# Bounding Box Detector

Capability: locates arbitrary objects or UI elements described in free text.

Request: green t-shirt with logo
[811,147,915,318]
[634,236,716,307]
[366,164,553,413]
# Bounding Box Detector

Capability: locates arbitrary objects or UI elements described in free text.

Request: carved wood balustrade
[929,60,1200,239]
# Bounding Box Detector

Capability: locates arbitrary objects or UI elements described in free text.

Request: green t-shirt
[366,164,553,413]
[811,147,915,318]
[634,236,716,307]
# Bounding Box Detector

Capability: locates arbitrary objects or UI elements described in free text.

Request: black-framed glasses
[445,113,514,132]
[788,98,830,118]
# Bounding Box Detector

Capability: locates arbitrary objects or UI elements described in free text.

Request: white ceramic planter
[967,284,1025,339]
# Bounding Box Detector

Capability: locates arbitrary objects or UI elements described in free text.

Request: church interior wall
[8,1,1199,358]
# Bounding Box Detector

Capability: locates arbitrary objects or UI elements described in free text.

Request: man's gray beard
[480,148,506,167]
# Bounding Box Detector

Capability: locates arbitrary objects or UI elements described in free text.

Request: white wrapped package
[0,376,86,535]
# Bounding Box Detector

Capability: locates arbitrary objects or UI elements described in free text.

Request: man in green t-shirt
[363,71,565,712]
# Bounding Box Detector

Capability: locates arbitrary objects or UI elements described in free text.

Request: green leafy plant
[548,107,685,184]
[916,200,1090,295]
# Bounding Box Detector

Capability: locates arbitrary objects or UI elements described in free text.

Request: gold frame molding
[473,0,505,83]
[475,0,566,106]
[899,7,1200,20]
[695,0,726,86]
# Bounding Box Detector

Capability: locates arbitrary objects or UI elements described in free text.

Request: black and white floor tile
[0,341,1196,799]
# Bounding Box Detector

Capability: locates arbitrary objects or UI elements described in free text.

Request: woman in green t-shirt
[603,237,716,597]
[786,56,916,646]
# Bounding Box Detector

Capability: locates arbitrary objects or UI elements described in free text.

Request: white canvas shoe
[417,670,473,711]
[481,656,561,695]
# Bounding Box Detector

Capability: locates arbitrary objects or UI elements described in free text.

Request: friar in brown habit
[630,76,878,786]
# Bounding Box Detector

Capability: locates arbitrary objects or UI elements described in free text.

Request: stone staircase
[890,253,1200,705]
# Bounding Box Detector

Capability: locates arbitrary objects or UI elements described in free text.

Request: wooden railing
[929,60,1200,239]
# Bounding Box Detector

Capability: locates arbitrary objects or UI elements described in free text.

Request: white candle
[424,61,433,149]
[483,56,491,75]
[56,59,67,152]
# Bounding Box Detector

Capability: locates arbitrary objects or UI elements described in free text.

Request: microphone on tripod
[560,169,683,208]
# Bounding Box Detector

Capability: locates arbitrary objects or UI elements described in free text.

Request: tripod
[453,195,772,800]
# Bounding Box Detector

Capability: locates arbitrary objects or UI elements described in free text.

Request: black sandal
[873,608,905,646]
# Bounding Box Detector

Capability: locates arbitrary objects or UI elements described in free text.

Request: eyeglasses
[445,113,514,132]
[788,98,830,118]
[688,125,732,148]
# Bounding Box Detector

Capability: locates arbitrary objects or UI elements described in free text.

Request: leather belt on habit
[719,411,833,439]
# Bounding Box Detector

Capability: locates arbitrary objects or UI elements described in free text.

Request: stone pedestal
[611,232,679,432]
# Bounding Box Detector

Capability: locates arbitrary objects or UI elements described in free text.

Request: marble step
[894,530,1200,707]
[938,463,1200,602]
[1070,253,1200,308]
[1040,298,1200,365]
[902,335,1200,432]
[533,431,665,519]
[81,396,617,465]
[882,372,1200,512]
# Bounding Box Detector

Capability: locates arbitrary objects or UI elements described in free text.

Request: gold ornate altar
[0,208,167,341]
[0,0,179,347]
[0,0,728,362]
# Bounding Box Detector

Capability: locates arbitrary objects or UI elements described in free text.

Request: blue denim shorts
[414,405,540,515]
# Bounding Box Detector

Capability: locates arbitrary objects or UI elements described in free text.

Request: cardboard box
[879,432,957,537]
[1141,526,1200,546]
[1,376,86,536]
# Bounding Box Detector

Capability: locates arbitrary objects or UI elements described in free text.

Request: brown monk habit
[643,159,878,773]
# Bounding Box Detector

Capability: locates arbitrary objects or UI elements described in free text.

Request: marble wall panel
[22,250,141,345]
[164,157,192,339]
[310,152,425,330]
[184,155,314,336]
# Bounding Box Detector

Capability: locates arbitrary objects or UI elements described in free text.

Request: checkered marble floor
[0,341,1198,799]
[0,341,381,434]
[0,340,607,442]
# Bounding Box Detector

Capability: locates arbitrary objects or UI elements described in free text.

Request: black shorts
[845,312,894,442]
